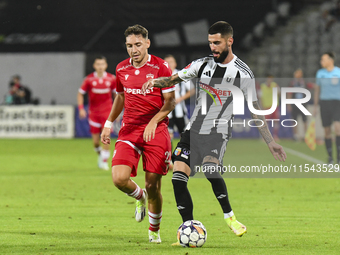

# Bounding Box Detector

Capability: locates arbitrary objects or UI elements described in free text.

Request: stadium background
[1,1,340,254]
[1,0,339,140]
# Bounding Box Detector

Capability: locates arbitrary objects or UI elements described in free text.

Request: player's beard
[213,48,228,63]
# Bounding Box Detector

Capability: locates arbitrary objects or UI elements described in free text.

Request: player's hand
[267,141,286,162]
[101,127,111,145]
[141,79,155,96]
[79,109,87,119]
[143,120,157,142]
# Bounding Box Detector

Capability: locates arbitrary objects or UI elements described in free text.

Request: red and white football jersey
[79,72,116,114]
[116,54,174,126]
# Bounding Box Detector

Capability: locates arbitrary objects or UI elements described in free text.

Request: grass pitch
[0,138,340,254]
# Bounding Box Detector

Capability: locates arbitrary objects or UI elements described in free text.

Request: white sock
[127,180,144,200]
[224,210,234,219]
[149,211,162,232]
[94,146,102,154]
[100,149,110,163]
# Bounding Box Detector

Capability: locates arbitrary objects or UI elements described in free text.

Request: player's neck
[326,65,334,72]
[96,71,105,78]
[132,53,149,68]
[221,50,234,65]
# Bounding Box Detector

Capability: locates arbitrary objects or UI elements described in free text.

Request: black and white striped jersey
[177,54,257,138]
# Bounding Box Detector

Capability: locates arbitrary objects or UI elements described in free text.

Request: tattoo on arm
[153,74,183,88]
[250,101,274,144]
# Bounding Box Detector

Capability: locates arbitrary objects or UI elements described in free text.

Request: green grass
[0,138,340,254]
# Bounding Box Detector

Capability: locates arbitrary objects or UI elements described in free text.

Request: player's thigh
[112,164,133,186]
[112,141,141,177]
[142,128,172,176]
[320,101,333,127]
[174,117,186,133]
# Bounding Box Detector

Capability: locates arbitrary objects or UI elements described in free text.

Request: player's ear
[228,37,233,47]
[146,39,151,49]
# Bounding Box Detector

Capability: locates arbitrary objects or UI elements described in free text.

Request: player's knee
[145,181,160,198]
[112,176,129,190]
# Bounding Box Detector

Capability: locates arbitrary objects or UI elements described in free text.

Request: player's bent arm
[77,92,87,119]
[250,101,286,161]
[142,73,183,94]
[143,91,176,142]
[250,101,274,144]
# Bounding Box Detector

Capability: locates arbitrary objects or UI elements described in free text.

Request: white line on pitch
[284,147,325,164]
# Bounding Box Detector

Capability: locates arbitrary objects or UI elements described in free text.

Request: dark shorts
[320,100,340,127]
[291,104,307,122]
[172,130,229,176]
[168,116,186,134]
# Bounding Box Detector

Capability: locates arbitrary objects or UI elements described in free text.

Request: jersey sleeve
[241,75,257,102]
[79,77,89,94]
[115,67,124,94]
[159,60,175,93]
[177,59,203,82]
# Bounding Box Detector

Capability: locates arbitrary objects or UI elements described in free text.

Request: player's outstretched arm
[250,101,287,162]
[101,93,125,145]
[143,91,176,142]
[141,73,183,95]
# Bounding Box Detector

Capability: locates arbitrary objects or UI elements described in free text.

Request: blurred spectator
[6,75,29,104]
[324,0,340,31]
[288,68,308,140]
[259,74,280,141]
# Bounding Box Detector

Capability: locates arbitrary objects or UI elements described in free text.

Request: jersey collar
[216,54,236,67]
[94,71,107,78]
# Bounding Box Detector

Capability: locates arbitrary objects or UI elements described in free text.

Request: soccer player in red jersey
[77,56,116,170]
[101,25,175,243]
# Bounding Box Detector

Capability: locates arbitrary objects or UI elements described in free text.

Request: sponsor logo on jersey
[199,82,223,106]
[182,148,190,156]
[146,73,154,80]
[125,74,129,80]
[174,147,181,156]
[184,63,191,69]
[124,87,154,95]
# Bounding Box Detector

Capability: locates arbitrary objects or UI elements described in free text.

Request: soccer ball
[177,220,207,248]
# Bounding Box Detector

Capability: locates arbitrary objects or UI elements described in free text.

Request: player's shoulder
[233,56,255,78]
[149,54,170,69]
[316,68,326,77]
[85,72,95,79]
[185,56,213,70]
[116,58,132,72]
[334,66,340,73]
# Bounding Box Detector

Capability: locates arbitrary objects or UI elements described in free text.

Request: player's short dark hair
[323,52,335,60]
[208,21,233,37]
[12,74,21,80]
[124,24,148,39]
[94,56,107,62]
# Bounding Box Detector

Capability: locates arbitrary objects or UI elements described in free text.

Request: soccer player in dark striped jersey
[142,21,287,244]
